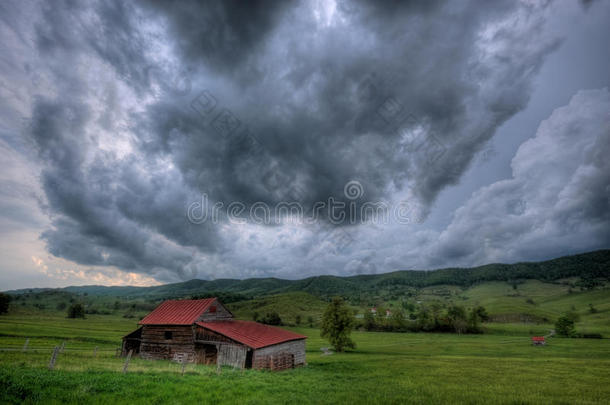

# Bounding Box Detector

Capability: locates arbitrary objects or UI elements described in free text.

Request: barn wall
[195,326,235,343]
[139,325,196,362]
[197,299,233,321]
[252,339,306,370]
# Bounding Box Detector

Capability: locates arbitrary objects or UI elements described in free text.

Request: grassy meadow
[1,307,609,404]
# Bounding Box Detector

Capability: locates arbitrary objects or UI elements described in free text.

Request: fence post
[48,346,60,370]
[22,338,29,352]
[122,349,133,373]
[59,341,65,353]
[181,357,187,376]
[94,346,98,358]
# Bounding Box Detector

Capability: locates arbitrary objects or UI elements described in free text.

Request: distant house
[385,309,392,318]
[370,307,377,314]
[531,336,546,346]
[121,298,306,370]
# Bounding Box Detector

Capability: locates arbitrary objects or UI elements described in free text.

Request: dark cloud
[6,0,605,283]
[142,0,290,76]
[137,0,559,216]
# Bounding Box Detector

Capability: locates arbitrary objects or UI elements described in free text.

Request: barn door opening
[245,350,253,368]
[195,343,218,365]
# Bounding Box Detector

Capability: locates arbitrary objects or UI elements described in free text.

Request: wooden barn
[121,298,306,370]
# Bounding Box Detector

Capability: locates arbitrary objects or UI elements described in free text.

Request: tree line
[357,304,489,334]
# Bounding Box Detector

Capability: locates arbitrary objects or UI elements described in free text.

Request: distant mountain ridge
[6,250,610,299]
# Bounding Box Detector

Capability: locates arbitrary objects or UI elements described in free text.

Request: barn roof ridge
[139,297,217,325]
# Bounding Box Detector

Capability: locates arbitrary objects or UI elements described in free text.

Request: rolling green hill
[7,249,609,300]
[3,250,609,334]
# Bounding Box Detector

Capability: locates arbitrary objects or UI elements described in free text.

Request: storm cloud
[0,0,608,285]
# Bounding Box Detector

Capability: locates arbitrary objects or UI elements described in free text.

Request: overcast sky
[0,0,608,289]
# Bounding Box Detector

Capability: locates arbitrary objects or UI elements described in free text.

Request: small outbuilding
[121,298,306,370]
[531,336,546,345]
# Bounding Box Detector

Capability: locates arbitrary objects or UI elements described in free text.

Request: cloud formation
[0,0,607,285]
[428,88,610,266]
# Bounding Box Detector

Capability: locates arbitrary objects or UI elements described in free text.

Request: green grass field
[1,308,609,404]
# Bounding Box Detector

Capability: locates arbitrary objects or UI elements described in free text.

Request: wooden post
[59,341,65,353]
[122,349,133,373]
[48,346,60,370]
[22,338,29,352]
[181,357,187,376]
[93,346,98,358]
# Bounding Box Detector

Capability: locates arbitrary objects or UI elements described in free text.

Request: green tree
[474,306,489,322]
[295,314,302,325]
[390,309,407,331]
[67,303,85,319]
[0,293,11,314]
[307,316,314,327]
[261,311,282,325]
[555,314,576,337]
[447,305,468,334]
[363,310,376,331]
[321,297,356,352]
[416,306,432,331]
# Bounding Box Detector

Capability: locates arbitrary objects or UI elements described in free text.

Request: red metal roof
[139,298,216,325]
[532,336,545,341]
[196,320,307,349]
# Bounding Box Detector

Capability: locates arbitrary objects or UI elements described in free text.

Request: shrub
[67,303,85,319]
[260,312,282,326]
[555,314,575,337]
[0,293,11,314]
[581,333,602,339]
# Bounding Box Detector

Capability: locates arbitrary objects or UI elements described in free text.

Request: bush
[67,303,85,319]
[555,314,575,337]
[581,333,602,339]
[56,302,67,311]
[0,293,11,314]
[260,312,282,326]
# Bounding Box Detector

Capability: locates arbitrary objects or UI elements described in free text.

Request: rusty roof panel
[139,298,216,325]
[196,320,307,349]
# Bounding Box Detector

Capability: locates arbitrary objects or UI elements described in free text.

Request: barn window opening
[164,331,173,340]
